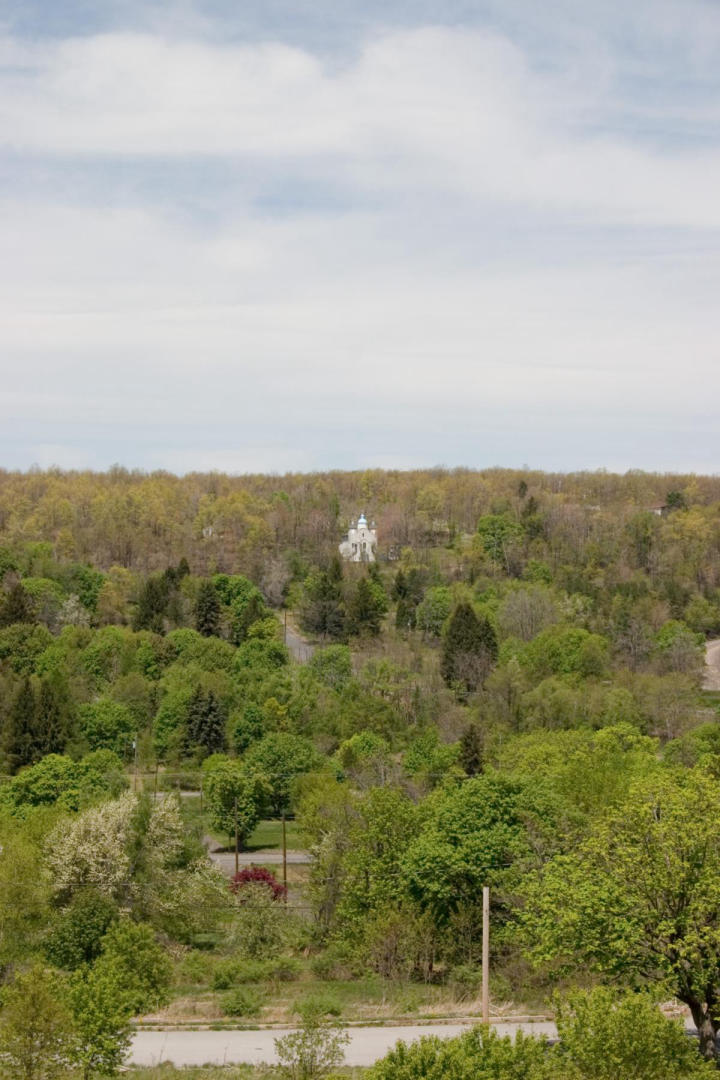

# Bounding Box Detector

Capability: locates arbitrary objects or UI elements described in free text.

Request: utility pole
[282,811,288,900]
[234,796,239,878]
[482,885,490,1025]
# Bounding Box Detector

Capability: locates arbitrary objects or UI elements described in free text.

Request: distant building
[648,503,669,518]
[339,512,377,562]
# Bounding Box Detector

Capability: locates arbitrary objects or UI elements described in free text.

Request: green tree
[244,732,320,815]
[93,918,172,1015]
[554,987,715,1080]
[521,769,720,1060]
[0,964,75,1080]
[67,966,132,1080]
[195,579,221,637]
[0,581,35,627]
[45,890,118,970]
[36,672,74,756]
[347,577,385,637]
[132,575,168,634]
[2,676,40,772]
[185,686,227,756]
[404,773,550,932]
[299,570,346,641]
[476,512,524,569]
[203,756,267,850]
[415,586,452,639]
[459,723,484,776]
[0,829,50,970]
[77,698,134,756]
[441,603,497,694]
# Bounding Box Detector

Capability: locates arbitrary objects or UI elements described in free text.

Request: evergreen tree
[133,575,169,633]
[0,581,35,627]
[459,723,484,776]
[299,570,346,641]
[395,596,417,630]
[441,603,498,694]
[3,677,40,772]
[391,568,407,601]
[36,673,74,757]
[186,687,226,756]
[195,580,220,637]
[347,577,383,637]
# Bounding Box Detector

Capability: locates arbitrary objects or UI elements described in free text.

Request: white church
[339,513,377,563]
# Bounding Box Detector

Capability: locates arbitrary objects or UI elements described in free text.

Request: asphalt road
[130,1021,559,1067]
[704,639,720,691]
[277,613,315,663]
[208,848,313,872]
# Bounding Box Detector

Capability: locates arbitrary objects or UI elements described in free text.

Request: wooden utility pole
[234,797,239,877]
[482,885,490,1025]
[282,812,288,900]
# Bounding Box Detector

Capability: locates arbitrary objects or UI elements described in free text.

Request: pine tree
[347,577,383,637]
[299,571,346,641]
[133,575,169,633]
[3,677,40,772]
[36,673,74,756]
[459,723,484,776]
[392,569,407,601]
[185,687,226,756]
[0,581,35,627]
[195,580,221,637]
[199,692,227,755]
[441,603,498,694]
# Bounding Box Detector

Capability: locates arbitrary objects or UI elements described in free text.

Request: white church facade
[339,513,377,563]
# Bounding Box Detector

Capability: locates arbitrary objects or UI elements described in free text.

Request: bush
[221,986,265,1018]
[44,890,118,970]
[230,866,287,902]
[229,882,290,959]
[310,947,354,982]
[213,956,301,989]
[448,964,483,1002]
[275,1003,349,1080]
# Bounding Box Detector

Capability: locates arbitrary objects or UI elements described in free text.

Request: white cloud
[1,16,719,471]
[1,27,720,225]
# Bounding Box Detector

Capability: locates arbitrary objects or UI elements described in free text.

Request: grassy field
[245,818,304,852]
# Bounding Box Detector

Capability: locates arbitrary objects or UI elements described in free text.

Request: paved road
[208,848,313,873]
[130,1021,558,1067]
[278,613,315,663]
[704,639,720,691]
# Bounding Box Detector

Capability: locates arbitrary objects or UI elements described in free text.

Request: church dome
[358,512,368,528]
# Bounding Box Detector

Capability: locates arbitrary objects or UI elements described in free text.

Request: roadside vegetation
[2,466,720,1077]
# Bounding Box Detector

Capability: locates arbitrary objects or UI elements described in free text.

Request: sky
[1,0,719,475]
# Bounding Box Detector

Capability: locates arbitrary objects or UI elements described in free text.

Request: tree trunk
[687,999,718,1061]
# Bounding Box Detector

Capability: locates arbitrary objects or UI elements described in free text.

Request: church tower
[339,512,377,562]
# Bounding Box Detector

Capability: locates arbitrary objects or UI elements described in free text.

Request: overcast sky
[2,0,719,474]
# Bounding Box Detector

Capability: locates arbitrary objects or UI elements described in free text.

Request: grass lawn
[246,818,304,852]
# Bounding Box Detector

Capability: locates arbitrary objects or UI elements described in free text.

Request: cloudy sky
[2,0,719,474]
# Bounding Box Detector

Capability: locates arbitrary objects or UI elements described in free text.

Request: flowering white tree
[47,792,135,898]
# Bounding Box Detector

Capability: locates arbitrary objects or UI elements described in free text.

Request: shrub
[221,987,265,1018]
[448,963,483,1002]
[230,866,287,902]
[213,956,301,989]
